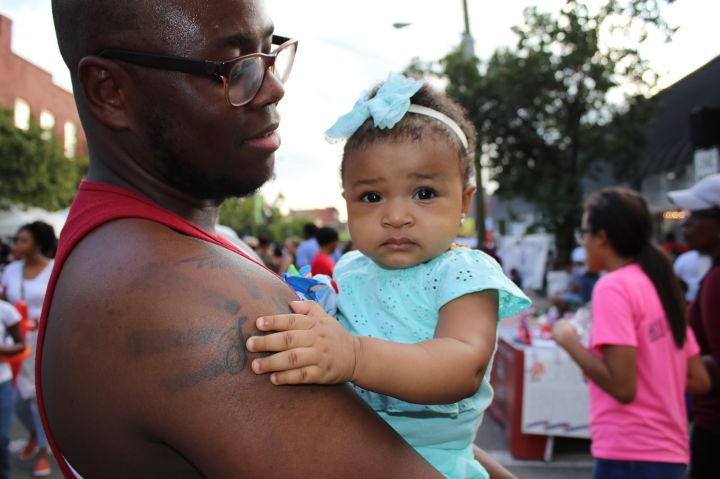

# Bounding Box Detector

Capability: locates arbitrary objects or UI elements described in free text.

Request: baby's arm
[247,291,499,404]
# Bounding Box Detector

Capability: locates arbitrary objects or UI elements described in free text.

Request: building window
[40,110,55,140]
[13,98,30,130]
[64,121,77,158]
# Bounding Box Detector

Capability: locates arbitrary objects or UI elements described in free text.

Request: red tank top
[36,180,261,478]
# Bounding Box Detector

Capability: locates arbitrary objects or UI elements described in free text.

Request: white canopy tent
[0,207,69,239]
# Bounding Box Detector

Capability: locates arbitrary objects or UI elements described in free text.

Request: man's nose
[247,69,285,109]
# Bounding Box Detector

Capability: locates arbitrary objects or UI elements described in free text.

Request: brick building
[0,14,85,158]
[288,207,342,230]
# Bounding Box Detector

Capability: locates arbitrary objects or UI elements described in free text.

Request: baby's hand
[246,300,359,385]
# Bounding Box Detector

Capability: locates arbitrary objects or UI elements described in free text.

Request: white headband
[407,104,469,150]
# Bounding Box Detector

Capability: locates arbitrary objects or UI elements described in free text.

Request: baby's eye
[414,188,436,200]
[360,192,382,203]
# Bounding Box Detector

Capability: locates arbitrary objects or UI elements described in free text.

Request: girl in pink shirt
[553,187,710,479]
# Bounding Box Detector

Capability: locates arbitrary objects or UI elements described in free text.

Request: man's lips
[244,124,281,151]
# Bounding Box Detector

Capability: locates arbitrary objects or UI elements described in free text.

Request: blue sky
[1,0,719,218]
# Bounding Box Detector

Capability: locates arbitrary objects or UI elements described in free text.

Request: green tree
[0,108,87,211]
[219,194,313,243]
[434,0,673,265]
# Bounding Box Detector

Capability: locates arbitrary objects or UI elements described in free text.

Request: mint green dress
[335,247,530,479]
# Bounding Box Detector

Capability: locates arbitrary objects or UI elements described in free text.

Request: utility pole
[461,0,475,60]
[461,0,486,249]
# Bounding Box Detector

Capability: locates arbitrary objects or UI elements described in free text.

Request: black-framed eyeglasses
[98,35,297,107]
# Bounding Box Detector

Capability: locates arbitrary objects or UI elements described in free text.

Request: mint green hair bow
[325,72,469,150]
[324,73,425,142]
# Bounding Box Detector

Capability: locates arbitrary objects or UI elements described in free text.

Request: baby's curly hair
[341,80,477,186]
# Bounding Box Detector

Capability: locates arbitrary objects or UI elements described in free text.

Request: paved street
[9,414,61,479]
[475,414,593,478]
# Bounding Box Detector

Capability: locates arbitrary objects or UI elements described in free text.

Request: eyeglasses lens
[228,56,264,106]
[273,43,296,83]
[227,42,296,106]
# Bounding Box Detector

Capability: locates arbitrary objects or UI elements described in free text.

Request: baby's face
[342,139,474,269]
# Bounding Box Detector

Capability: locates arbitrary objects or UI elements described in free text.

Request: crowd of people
[0,1,716,478]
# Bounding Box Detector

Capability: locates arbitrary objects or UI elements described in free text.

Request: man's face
[127,0,284,201]
[683,209,720,253]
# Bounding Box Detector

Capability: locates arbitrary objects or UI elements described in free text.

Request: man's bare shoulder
[42,219,442,478]
[41,219,289,474]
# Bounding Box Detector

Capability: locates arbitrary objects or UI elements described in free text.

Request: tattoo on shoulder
[178,254,228,271]
[158,315,249,392]
[177,252,268,301]
[127,312,267,393]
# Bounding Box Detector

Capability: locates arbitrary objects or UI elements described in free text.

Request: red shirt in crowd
[311,252,335,277]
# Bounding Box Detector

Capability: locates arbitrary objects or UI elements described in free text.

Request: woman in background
[553,187,709,479]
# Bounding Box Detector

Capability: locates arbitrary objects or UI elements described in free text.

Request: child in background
[310,226,339,277]
[247,73,530,479]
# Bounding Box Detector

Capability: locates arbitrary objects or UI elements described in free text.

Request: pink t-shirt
[589,263,699,464]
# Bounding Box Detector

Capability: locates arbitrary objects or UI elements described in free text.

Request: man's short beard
[144,111,271,201]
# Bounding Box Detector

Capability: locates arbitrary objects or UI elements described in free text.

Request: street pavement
[475,413,593,478]
[9,414,61,479]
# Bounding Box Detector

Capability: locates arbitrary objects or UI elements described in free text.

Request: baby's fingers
[246,329,315,353]
[270,366,325,385]
[251,348,319,376]
[256,313,316,332]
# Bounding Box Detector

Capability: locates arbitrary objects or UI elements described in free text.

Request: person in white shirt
[674,250,713,303]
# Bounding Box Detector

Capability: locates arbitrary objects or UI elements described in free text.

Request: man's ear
[77,56,133,130]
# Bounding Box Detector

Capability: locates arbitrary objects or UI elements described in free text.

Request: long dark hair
[585,187,686,347]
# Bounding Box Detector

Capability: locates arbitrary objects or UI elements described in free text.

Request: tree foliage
[219,194,313,243]
[0,108,87,211]
[432,0,673,265]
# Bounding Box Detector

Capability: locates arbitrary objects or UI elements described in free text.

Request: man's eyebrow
[220,24,275,49]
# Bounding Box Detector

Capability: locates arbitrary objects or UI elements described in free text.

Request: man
[39,1,442,477]
[669,174,720,479]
